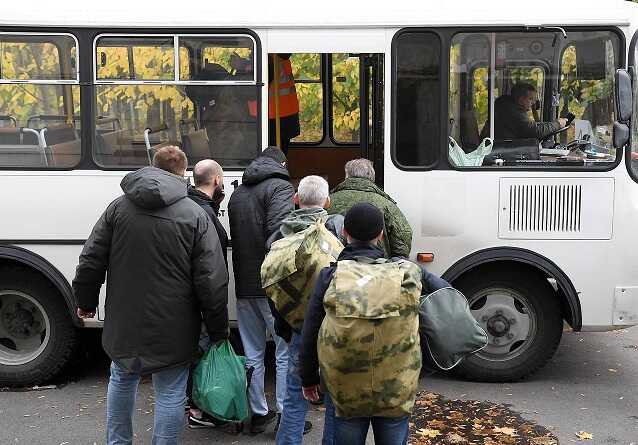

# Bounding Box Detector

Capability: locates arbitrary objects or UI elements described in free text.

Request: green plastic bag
[192,340,249,422]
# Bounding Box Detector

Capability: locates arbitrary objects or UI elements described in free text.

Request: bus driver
[493,83,568,141]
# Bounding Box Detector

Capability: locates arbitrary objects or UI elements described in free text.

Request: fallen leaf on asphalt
[443,432,467,444]
[494,426,518,436]
[417,428,442,438]
[530,437,558,445]
[575,431,593,440]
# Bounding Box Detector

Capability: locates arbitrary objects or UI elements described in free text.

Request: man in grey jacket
[73,146,228,445]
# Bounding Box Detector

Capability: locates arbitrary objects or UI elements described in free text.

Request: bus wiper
[526,26,567,46]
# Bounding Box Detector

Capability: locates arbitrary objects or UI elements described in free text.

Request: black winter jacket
[187,185,229,267]
[300,242,450,388]
[73,167,229,374]
[228,156,294,298]
[494,95,560,140]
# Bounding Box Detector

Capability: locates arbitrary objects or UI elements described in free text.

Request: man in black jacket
[494,83,567,140]
[186,158,231,429]
[187,159,229,266]
[228,146,294,433]
[73,146,228,445]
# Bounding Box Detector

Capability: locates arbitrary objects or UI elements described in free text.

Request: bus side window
[0,34,80,169]
[393,31,442,169]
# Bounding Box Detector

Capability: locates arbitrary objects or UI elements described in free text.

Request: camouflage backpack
[261,220,344,332]
[318,257,423,418]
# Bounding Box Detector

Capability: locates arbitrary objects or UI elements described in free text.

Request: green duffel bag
[419,287,488,370]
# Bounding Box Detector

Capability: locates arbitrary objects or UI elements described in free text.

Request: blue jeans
[276,333,309,444]
[322,392,336,445]
[334,415,409,445]
[236,298,288,415]
[106,361,189,445]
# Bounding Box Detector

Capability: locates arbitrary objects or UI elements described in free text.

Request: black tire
[0,268,77,387]
[453,267,563,382]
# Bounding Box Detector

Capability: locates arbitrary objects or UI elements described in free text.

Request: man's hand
[558,118,568,128]
[76,308,95,319]
[302,385,321,402]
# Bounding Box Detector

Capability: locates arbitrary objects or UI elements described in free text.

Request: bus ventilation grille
[508,184,582,233]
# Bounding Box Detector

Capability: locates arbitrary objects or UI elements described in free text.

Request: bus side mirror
[613,68,632,149]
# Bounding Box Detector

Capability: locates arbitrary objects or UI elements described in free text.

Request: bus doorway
[268,53,384,189]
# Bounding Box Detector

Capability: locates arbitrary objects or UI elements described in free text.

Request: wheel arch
[442,246,581,331]
[0,245,81,328]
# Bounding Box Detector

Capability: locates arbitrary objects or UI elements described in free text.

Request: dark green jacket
[328,177,412,257]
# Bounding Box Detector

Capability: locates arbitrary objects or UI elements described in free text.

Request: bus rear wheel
[453,269,563,382]
[0,269,77,387]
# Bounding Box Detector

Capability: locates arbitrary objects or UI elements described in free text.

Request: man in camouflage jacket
[329,158,412,258]
[300,203,448,445]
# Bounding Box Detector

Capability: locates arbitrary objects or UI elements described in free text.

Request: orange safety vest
[248,56,299,119]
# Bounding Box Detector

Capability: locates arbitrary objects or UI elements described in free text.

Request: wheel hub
[487,314,510,337]
[470,288,536,362]
[3,303,39,339]
[0,291,51,366]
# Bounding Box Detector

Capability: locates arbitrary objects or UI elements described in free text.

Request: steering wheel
[566,138,589,151]
[540,112,576,143]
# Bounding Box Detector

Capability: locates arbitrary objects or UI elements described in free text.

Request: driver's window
[560,39,617,157]
[448,30,620,168]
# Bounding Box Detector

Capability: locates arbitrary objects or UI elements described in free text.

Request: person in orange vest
[242,54,300,155]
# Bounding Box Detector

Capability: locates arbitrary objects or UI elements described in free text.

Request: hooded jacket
[228,156,294,298]
[328,177,413,258]
[73,167,229,374]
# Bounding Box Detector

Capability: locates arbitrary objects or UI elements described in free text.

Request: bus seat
[0,128,40,146]
[97,129,138,165]
[181,129,211,161]
[43,124,78,146]
[0,128,21,145]
[49,139,81,168]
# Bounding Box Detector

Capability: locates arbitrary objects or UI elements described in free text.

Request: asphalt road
[1,327,637,444]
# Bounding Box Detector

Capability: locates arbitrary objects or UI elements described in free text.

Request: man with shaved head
[186,158,231,429]
[188,159,228,265]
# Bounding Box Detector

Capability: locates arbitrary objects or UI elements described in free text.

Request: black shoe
[273,413,312,435]
[250,410,277,434]
[188,409,229,429]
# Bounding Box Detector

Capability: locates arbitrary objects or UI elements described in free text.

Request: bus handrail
[143,122,169,165]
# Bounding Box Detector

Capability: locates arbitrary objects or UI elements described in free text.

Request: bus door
[359,53,384,187]
[268,53,384,189]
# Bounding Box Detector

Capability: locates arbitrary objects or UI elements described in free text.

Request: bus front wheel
[0,269,77,387]
[453,269,563,382]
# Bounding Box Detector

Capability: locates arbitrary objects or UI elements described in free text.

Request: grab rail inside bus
[27,114,80,128]
[0,115,17,127]
[96,116,121,130]
[144,122,169,165]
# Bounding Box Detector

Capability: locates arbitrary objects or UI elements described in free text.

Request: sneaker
[273,413,313,435]
[188,409,229,429]
[250,410,277,434]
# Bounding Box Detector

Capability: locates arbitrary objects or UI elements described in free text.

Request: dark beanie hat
[344,203,384,242]
[260,146,287,164]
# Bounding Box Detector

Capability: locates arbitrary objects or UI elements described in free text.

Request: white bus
[1,0,637,386]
